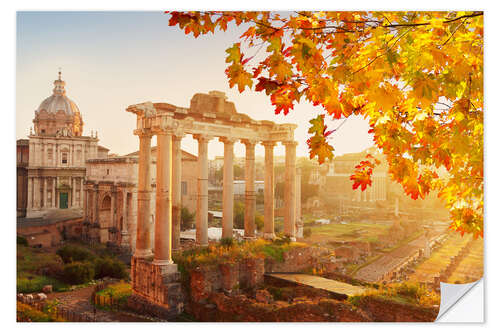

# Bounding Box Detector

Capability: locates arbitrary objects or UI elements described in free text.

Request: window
[107,169,110,175]
[41,129,45,134]
[181,181,187,195]
[62,152,68,164]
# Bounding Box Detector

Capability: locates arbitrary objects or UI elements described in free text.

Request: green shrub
[233,201,245,229]
[56,245,95,264]
[255,215,264,231]
[94,257,128,280]
[17,274,67,293]
[181,207,195,230]
[273,235,292,246]
[61,262,95,284]
[220,237,235,248]
[17,235,28,246]
[303,228,312,238]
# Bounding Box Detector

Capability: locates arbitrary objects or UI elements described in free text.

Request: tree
[181,207,195,230]
[166,11,483,238]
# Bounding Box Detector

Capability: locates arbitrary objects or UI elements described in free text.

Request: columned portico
[134,131,153,258]
[126,92,297,319]
[220,137,236,239]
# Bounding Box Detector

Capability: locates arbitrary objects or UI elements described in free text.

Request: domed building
[32,71,83,137]
[18,71,109,219]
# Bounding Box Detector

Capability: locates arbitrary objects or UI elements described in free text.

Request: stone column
[111,188,116,228]
[284,141,297,241]
[33,177,40,209]
[27,177,33,209]
[55,144,59,168]
[220,137,236,239]
[194,134,210,246]
[242,139,257,239]
[83,188,88,220]
[263,141,276,239]
[80,178,84,208]
[135,132,153,258]
[55,177,59,208]
[121,190,129,247]
[43,177,47,209]
[154,130,174,265]
[296,168,303,238]
[72,177,76,208]
[52,177,56,208]
[172,134,183,251]
[130,191,137,251]
[93,187,99,223]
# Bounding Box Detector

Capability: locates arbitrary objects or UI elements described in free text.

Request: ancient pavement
[268,273,367,297]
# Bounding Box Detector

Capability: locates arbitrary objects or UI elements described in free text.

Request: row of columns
[27,176,83,210]
[133,129,297,266]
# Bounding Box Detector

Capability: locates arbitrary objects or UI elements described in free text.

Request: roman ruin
[126,91,298,314]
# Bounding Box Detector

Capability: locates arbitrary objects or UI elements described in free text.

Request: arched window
[62,152,68,164]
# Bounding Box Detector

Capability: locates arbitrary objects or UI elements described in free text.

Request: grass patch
[17,301,65,322]
[173,238,308,270]
[94,281,132,310]
[347,281,440,308]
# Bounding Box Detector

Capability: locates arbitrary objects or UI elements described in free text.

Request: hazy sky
[16,11,374,159]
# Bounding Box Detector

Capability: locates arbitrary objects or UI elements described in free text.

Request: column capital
[219,136,237,145]
[282,140,298,147]
[133,129,153,138]
[193,134,213,143]
[173,131,185,141]
[262,141,277,148]
[241,138,259,147]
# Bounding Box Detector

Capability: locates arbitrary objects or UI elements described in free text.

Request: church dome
[37,94,80,115]
[32,70,84,137]
[36,71,80,115]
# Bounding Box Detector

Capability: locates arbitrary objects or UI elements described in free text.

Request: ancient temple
[126,91,299,317]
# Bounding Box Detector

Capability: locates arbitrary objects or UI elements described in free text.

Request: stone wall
[188,292,372,322]
[186,291,438,322]
[264,246,329,273]
[17,217,83,248]
[129,257,184,319]
[186,247,329,304]
[357,296,438,322]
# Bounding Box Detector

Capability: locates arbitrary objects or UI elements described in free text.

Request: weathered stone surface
[255,289,273,304]
[42,285,53,294]
[358,296,438,322]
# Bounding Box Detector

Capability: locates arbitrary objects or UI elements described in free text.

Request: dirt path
[47,285,152,322]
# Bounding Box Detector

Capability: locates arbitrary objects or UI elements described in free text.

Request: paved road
[268,273,367,297]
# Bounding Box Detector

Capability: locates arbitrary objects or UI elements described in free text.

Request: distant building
[20,71,105,219]
[83,146,198,248]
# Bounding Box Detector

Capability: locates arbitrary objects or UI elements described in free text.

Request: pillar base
[130,257,183,320]
[134,249,153,259]
[263,233,275,240]
[152,260,177,270]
